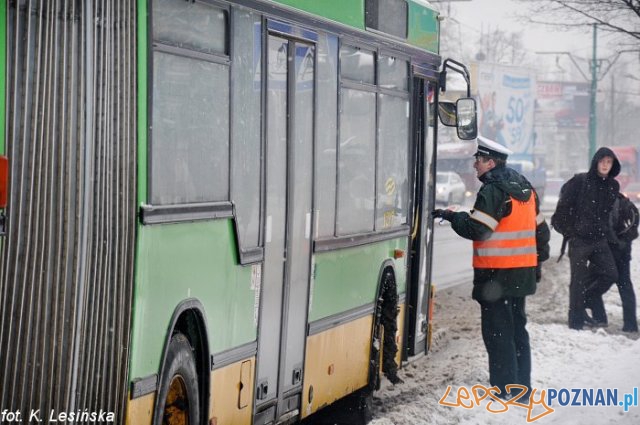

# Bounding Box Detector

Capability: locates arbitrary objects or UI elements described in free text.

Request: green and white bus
[0,1,476,424]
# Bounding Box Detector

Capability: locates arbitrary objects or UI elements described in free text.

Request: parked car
[623,181,640,206]
[542,178,565,211]
[436,171,466,205]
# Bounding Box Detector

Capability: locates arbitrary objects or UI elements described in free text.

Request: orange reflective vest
[472,193,538,269]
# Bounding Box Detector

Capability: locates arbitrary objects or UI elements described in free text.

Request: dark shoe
[584,313,607,328]
[386,373,404,385]
[622,325,638,333]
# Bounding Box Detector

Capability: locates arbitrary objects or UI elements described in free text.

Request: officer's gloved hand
[535,264,542,283]
[431,209,455,222]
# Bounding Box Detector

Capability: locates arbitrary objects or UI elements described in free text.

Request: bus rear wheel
[155,333,200,425]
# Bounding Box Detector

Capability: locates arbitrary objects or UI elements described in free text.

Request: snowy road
[432,224,473,290]
[371,230,640,425]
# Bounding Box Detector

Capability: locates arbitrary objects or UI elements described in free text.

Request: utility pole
[537,40,639,168]
[588,24,598,160]
[610,74,615,145]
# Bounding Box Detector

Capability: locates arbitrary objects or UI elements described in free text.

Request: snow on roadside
[370,237,640,425]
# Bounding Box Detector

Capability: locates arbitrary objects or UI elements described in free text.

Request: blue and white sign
[476,64,536,159]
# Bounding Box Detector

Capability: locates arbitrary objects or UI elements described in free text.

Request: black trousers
[568,238,618,329]
[584,245,637,331]
[616,251,638,331]
[478,296,530,397]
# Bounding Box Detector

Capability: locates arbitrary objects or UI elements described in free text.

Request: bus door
[406,77,437,356]
[255,31,315,424]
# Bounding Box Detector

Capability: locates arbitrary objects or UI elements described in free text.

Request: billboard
[474,63,536,159]
[536,81,590,128]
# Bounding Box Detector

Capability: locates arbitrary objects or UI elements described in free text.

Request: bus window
[339,45,374,85]
[337,88,376,235]
[153,0,227,55]
[379,55,408,91]
[231,9,262,249]
[314,34,339,238]
[151,53,229,205]
[377,94,410,229]
[150,0,230,205]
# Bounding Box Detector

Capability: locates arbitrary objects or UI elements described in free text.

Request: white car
[436,171,466,205]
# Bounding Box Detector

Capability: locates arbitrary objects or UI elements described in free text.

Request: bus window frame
[335,39,413,238]
[147,0,232,211]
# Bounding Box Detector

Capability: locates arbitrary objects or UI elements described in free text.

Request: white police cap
[474,136,512,160]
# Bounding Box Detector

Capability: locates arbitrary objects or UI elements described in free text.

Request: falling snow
[371,235,640,425]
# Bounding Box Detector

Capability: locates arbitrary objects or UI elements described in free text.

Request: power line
[601,90,640,97]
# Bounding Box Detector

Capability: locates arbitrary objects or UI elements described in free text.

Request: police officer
[432,136,550,400]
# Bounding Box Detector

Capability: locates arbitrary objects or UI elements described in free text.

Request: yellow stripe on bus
[302,315,373,418]
[125,392,154,425]
[210,357,256,425]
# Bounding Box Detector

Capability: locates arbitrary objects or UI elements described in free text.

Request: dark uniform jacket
[552,147,621,241]
[448,165,550,301]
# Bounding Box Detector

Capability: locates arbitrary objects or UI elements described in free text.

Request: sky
[435,0,639,83]
[442,0,595,55]
[369,228,640,424]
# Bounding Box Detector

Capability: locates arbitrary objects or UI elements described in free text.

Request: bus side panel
[309,238,407,321]
[210,358,255,425]
[301,303,404,418]
[129,220,257,382]
[302,303,406,418]
[407,1,440,54]
[301,237,407,416]
[270,0,364,29]
[125,393,155,425]
[125,350,257,425]
[301,315,373,418]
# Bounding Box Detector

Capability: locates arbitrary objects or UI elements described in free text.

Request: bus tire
[313,386,373,425]
[349,386,374,424]
[154,333,200,425]
[378,269,401,385]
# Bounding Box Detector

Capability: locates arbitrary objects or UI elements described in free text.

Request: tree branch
[516,0,640,40]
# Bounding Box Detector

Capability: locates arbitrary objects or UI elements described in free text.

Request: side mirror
[437,98,478,140]
[455,98,477,140]
[437,102,457,127]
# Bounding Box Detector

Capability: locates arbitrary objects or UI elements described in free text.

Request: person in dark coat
[551,147,621,330]
[583,192,639,332]
[432,136,550,400]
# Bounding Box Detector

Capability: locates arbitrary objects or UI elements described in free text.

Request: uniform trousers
[478,296,530,398]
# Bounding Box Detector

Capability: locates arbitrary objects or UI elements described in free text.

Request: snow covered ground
[370,235,640,425]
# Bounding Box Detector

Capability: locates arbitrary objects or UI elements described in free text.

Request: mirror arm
[440,58,471,97]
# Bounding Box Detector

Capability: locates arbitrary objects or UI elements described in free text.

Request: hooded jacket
[552,147,621,240]
[448,164,551,301]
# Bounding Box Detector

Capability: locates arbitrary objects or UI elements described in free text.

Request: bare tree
[515,0,640,42]
[476,27,529,64]
[598,60,640,147]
